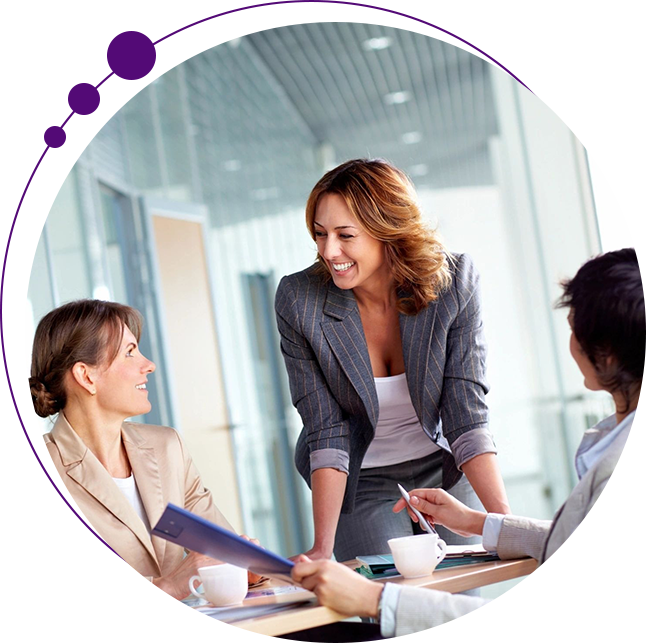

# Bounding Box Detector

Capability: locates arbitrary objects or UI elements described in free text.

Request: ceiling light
[362,37,392,51]
[409,164,428,176]
[223,159,242,172]
[401,131,423,145]
[384,91,411,105]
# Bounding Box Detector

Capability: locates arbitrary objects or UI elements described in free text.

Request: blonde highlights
[305,158,451,314]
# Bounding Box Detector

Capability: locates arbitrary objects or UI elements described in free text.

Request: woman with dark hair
[275,158,511,562]
[30,299,261,599]
[291,247,643,637]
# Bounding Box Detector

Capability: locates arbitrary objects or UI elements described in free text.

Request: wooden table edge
[234,557,538,636]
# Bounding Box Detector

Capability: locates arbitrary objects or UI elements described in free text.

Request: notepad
[355,545,500,579]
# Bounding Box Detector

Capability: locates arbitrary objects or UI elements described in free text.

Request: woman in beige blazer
[30,299,259,599]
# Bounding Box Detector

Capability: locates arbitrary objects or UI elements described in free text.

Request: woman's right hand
[393,487,486,538]
[291,558,383,619]
[152,551,222,600]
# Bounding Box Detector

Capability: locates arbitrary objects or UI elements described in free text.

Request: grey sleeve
[450,427,497,470]
[395,587,646,643]
[496,514,552,561]
[440,254,496,458]
[310,448,350,474]
[395,586,494,643]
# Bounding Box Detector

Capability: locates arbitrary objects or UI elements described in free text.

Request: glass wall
[29,24,606,583]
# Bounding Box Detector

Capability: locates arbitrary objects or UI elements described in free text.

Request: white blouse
[112,473,152,532]
[361,373,440,469]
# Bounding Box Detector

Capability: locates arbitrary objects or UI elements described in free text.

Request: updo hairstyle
[29,299,143,418]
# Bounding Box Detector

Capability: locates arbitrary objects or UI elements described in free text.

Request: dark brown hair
[305,158,451,315]
[556,248,643,413]
[29,299,143,417]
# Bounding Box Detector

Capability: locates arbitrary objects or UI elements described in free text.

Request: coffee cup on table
[387,533,447,579]
[189,563,248,606]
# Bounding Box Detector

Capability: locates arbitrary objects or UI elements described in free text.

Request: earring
[90,389,96,396]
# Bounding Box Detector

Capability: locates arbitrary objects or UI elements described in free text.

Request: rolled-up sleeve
[440,254,496,468]
[275,277,350,474]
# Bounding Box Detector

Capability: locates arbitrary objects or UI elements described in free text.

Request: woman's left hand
[291,558,383,619]
[240,534,267,586]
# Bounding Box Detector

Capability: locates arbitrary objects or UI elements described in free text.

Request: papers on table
[195,601,312,623]
[446,544,487,555]
[356,544,500,579]
[186,585,316,623]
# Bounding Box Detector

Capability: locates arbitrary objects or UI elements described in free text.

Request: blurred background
[28,23,613,597]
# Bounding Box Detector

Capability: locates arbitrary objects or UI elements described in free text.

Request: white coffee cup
[388,533,447,579]
[189,563,248,606]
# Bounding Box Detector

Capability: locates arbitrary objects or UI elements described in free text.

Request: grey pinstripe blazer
[275,252,497,513]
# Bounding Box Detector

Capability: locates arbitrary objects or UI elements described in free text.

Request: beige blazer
[44,414,233,579]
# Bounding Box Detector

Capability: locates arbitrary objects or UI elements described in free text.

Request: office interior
[27,23,611,599]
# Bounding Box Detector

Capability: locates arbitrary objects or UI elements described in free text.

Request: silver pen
[397,484,438,535]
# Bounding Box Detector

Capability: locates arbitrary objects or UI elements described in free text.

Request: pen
[397,484,438,536]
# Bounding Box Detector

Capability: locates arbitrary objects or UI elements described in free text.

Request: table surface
[220,557,538,637]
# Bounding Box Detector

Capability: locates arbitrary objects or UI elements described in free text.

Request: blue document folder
[152,504,294,581]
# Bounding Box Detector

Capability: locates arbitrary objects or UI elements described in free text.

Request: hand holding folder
[152,504,295,583]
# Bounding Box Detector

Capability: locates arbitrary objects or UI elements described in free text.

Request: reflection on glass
[243,272,309,555]
[122,88,164,193]
[98,184,129,304]
[156,69,194,202]
[46,169,92,304]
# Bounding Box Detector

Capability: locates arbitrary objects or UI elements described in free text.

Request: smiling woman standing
[275,158,511,562]
[29,299,260,598]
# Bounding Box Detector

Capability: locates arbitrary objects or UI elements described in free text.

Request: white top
[361,373,440,469]
[112,474,151,532]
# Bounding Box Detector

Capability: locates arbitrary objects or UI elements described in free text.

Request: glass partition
[30,24,607,579]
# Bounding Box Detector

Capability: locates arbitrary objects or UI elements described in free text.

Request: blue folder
[152,504,295,581]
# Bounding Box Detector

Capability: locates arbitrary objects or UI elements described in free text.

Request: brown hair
[305,158,451,314]
[29,299,143,418]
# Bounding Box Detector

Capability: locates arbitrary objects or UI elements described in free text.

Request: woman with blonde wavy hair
[275,158,511,563]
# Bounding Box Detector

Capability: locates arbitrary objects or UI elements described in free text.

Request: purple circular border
[7,5,644,641]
